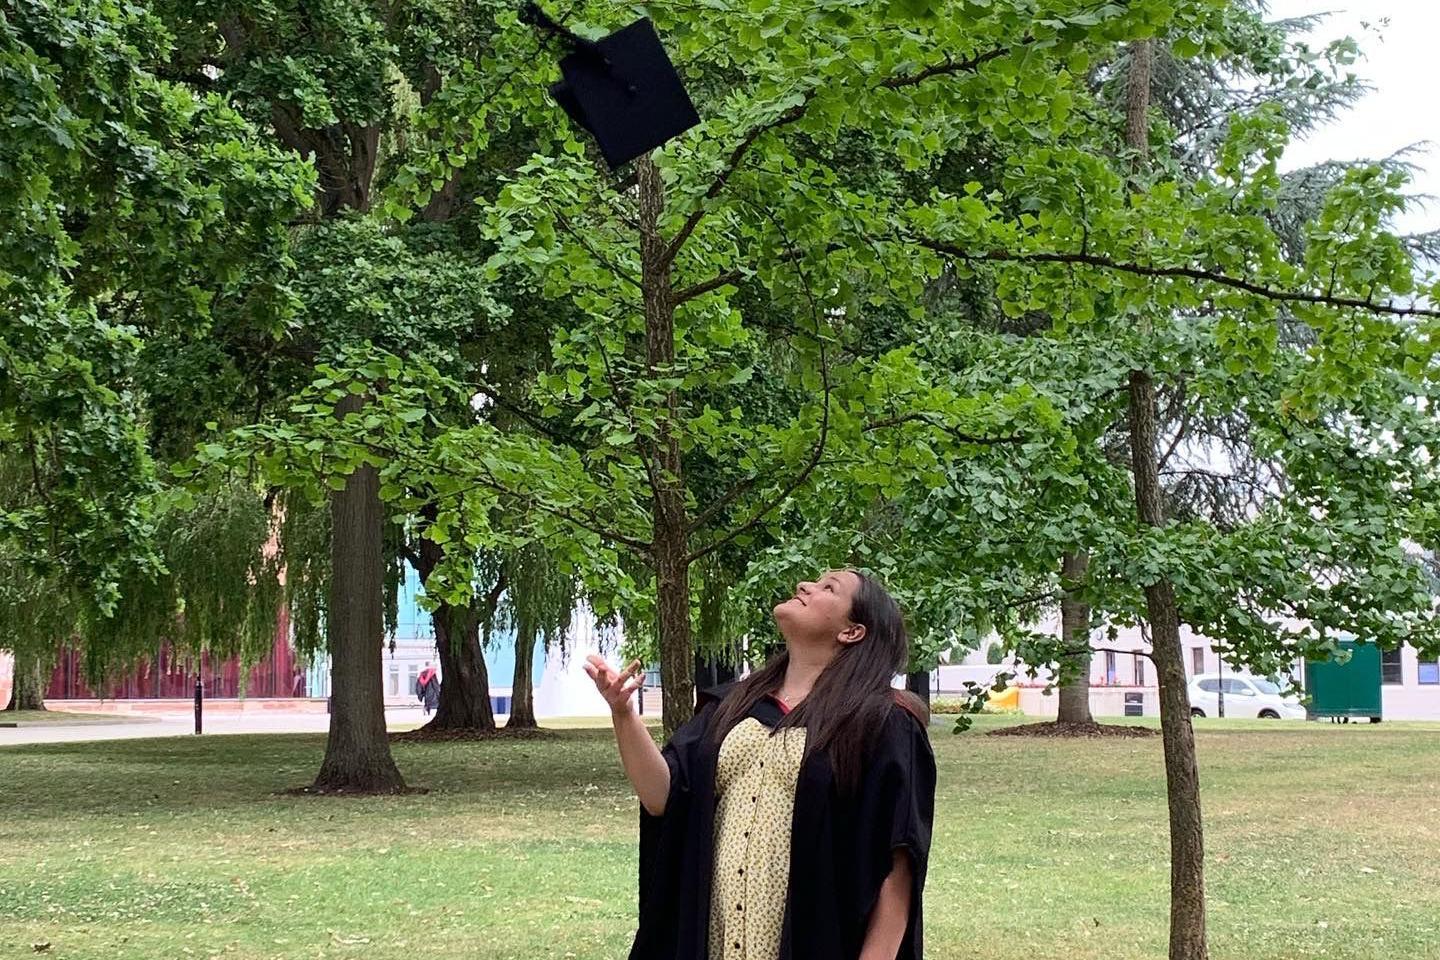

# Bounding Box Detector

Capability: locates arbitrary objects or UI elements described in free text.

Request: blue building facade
[391,567,545,707]
[305,567,546,710]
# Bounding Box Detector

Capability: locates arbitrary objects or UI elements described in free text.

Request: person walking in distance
[416,661,440,717]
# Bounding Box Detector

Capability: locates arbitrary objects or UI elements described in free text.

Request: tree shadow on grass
[0,727,629,820]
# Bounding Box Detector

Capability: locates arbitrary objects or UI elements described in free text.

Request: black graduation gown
[630,686,937,960]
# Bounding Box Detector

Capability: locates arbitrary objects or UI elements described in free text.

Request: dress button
[737,903,743,911]
[738,868,744,876]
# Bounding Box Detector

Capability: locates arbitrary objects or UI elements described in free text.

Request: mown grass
[1,710,157,726]
[2,715,1436,959]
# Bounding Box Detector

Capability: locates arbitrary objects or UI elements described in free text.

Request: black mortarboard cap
[523,6,700,169]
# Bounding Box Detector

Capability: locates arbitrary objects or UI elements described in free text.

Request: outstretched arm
[584,656,671,816]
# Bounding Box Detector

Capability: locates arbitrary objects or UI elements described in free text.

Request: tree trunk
[905,670,931,705]
[695,652,738,692]
[1057,551,1094,724]
[426,601,496,731]
[655,547,694,739]
[1126,38,1207,960]
[313,391,407,793]
[506,618,538,730]
[6,649,47,711]
[637,154,695,738]
[1131,369,1207,959]
[413,507,496,732]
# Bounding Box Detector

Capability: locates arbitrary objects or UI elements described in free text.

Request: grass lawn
[0,710,157,726]
[2,715,1436,960]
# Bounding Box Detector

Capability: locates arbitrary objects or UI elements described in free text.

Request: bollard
[194,675,203,735]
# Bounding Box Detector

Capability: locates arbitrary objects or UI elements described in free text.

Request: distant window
[1198,678,1221,693]
[1381,649,1404,685]
[388,665,400,697]
[1191,648,1205,675]
[1251,678,1281,695]
[1419,659,1439,685]
[1104,651,1118,685]
[1133,656,1146,687]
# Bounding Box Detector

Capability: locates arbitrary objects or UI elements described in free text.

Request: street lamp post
[194,674,203,735]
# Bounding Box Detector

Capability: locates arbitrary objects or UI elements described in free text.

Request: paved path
[0,706,435,747]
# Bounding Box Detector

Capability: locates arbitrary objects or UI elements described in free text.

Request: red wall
[46,607,305,699]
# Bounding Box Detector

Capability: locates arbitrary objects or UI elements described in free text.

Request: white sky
[1269,1,1438,237]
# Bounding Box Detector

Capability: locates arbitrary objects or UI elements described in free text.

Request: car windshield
[1251,678,1281,695]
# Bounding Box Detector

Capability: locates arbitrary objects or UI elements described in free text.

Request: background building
[935,616,1440,721]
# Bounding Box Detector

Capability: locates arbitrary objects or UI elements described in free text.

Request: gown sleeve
[629,696,721,960]
[856,705,937,960]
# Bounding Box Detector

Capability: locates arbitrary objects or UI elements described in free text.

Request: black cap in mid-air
[523,4,700,169]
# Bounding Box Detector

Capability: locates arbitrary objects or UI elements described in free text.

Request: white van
[1187,673,1307,719]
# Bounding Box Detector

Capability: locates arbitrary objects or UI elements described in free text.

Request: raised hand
[584,655,644,715]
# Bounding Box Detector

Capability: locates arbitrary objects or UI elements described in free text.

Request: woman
[416,662,440,717]
[585,569,936,960]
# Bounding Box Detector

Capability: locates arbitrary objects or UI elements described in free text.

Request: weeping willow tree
[0,556,73,712]
[498,543,578,730]
[1,2,310,711]
[610,547,782,702]
[0,480,288,707]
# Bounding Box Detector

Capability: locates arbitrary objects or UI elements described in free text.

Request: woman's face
[772,570,867,647]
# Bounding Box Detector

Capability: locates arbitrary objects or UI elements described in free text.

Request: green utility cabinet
[1304,640,1382,721]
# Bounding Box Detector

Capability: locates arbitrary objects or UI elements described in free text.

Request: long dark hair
[708,569,927,792]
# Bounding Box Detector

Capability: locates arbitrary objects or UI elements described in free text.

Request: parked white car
[1187,673,1307,719]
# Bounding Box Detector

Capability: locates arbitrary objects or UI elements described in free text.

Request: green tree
[459,6,1440,959]
[201,4,1440,951]
[372,0,1178,736]
[149,0,541,785]
[908,25,1440,960]
[1,0,311,708]
[498,542,577,729]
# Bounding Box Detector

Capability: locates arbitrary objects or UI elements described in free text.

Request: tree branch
[397,541,423,571]
[879,39,1021,89]
[663,94,814,266]
[440,471,655,556]
[595,338,660,494]
[1157,382,1191,474]
[314,433,655,556]
[686,203,833,562]
[686,475,755,535]
[465,379,581,446]
[556,211,642,290]
[918,240,1440,319]
[994,589,1063,613]
[863,412,1026,445]
[662,17,1112,268]
[478,570,509,624]
[1160,466,1276,495]
[673,269,745,305]
[1059,643,1157,663]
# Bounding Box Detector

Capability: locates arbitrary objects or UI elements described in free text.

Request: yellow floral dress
[707,704,808,960]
